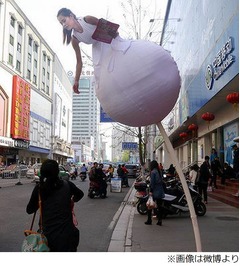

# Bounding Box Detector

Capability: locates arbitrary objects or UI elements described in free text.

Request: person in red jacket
[121,164,129,187]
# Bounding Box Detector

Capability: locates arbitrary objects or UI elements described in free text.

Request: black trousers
[146,198,163,222]
[198,183,208,202]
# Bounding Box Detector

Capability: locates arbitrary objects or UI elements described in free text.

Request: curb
[108,185,136,252]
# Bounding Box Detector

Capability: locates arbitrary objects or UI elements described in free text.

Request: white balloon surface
[95,39,181,127]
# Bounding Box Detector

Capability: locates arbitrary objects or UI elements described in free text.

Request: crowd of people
[188,145,239,204]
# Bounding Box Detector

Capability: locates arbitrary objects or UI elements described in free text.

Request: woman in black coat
[198,156,212,204]
[26,159,84,252]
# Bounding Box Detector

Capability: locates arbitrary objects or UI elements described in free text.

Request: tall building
[156,0,239,169]
[71,75,100,162]
[0,0,73,166]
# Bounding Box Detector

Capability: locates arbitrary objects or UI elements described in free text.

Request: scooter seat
[163,193,177,201]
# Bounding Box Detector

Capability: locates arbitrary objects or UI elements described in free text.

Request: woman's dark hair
[150,160,159,172]
[57,8,77,45]
[192,164,199,171]
[40,159,62,196]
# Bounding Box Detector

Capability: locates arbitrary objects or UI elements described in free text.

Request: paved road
[0,177,134,252]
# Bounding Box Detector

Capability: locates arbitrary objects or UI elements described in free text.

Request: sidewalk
[108,184,239,252]
[0,177,33,188]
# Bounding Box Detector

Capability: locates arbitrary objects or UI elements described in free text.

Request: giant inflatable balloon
[94,38,181,127]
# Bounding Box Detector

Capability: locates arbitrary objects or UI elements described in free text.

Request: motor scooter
[79,172,87,181]
[136,178,206,217]
[88,180,107,199]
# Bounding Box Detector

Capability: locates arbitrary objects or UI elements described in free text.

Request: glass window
[17,43,21,52]
[10,16,15,28]
[27,69,31,80]
[16,60,21,71]
[9,35,14,46]
[28,37,32,46]
[18,25,23,35]
[33,75,37,84]
[28,53,32,63]
[34,43,38,53]
[8,54,13,65]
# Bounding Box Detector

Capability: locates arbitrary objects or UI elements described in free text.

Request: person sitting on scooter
[96,164,107,198]
[80,163,88,181]
[89,162,98,181]
[145,160,165,226]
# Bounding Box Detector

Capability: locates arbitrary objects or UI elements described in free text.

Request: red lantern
[201,112,215,121]
[179,132,187,139]
[188,124,198,131]
[201,112,215,129]
[188,123,198,137]
[226,92,239,110]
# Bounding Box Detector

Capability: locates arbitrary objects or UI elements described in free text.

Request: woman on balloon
[57,8,180,127]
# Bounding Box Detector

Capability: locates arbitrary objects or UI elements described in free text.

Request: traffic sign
[122,142,138,150]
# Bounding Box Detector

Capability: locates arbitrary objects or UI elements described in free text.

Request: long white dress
[73,18,181,127]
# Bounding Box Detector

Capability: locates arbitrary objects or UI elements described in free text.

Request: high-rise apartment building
[71,75,100,161]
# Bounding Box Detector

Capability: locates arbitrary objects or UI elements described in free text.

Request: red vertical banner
[11,75,31,140]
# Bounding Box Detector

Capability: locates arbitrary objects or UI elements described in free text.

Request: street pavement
[1,177,239,255]
[108,183,239,254]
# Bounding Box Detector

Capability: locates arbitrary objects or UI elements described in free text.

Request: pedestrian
[121,164,129,187]
[117,164,124,177]
[210,157,222,188]
[232,144,239,179]
[189,164,199,189]
[145,160,165,226]
[198,156,212,204]
[26,159,84,252]
[167,164,175,177]
[210,148,218,163]
[221,162,235,184]
[107,164,114,179]
[96,164,108,198]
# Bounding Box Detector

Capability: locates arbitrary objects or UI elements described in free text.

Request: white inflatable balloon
[95,39,181,127]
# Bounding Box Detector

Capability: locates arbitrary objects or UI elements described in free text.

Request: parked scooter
[136,177,206,217]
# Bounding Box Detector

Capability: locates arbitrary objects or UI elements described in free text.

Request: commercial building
[155,0,239,170]
[0,0,73,166]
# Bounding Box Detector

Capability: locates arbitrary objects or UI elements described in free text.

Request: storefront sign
[0,136,14,147]
[11,75,31,140]
[205,37,235,90]
[14,139,29,149]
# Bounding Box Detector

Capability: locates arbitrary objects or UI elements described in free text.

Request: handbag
[22,192,50,252]
[146,195,157,210]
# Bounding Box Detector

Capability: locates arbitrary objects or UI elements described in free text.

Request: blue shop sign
[205,37,235,90]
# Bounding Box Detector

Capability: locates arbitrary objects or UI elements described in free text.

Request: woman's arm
[84,16,99,26]
[71,37,82,94]
[68,181,84,202]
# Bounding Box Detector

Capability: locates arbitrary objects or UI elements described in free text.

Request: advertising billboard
[11,75,31,140]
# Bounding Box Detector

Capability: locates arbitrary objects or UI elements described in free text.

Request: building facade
[71,75,100,163]
[0,0,73,166]
[156,0,239,170]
